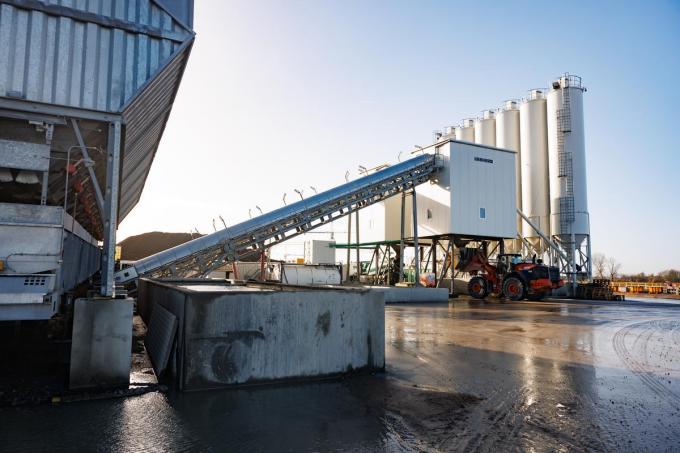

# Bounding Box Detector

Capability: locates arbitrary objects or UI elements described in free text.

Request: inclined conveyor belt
[115,153,441,284]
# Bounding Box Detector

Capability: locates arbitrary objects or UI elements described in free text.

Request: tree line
[593,253,680,282]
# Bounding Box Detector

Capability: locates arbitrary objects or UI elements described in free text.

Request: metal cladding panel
[0,1,193,113]
[383,192,411,242]
[388,142,516,239]
[61,228,101,290]
[546,81,589,238]
[519,92,550,239]
[447,142,515,238]
[119,40,193,220]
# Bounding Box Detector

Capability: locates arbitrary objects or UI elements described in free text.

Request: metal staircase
[115,153,442,284]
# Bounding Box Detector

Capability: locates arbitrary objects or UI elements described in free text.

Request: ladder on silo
[556,85,575,236]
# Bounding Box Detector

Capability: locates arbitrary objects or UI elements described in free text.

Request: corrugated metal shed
[0,0,194,224]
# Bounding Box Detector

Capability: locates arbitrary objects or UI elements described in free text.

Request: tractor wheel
[502,276,525,301]
[467,276,489,299]
[527,292,546,301]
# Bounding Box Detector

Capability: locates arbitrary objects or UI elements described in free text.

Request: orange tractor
[458,247,563,301]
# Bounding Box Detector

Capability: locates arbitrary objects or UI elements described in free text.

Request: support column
[355,208,361,281]
[432,239,438,288]
[259,250,266,281]
[346,212,352,282]
[570,232,577,295]
[586,234,593,280]
[387,244,392,286]
[450,240,457,297]
[40,171,48,205]
[399,191,406,283]
[101,121,121,297]
[412,188,420,287]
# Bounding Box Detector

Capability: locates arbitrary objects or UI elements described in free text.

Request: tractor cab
[495,253,522,274]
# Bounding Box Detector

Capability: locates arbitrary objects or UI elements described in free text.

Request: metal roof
[119,38,193,220]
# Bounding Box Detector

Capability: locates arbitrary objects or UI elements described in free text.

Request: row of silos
[441,74,589,258]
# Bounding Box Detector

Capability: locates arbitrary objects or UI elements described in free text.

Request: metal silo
[474,110,496,146]
[454,119,475,142]
[519,90,550,246]
[496,101,521,238]
[546,74,591,281]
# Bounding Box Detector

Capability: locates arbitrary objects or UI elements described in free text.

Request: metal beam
[0,98,122,123]
[0,108,66,125]
[101,121,122,297]
[1,0,191,42]
[70,119,105,218]
[516,209,568,261]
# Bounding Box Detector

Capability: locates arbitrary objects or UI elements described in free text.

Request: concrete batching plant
[434,73,592,292]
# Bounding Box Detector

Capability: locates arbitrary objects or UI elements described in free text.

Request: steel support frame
[70,118,105,218]
[100,121,121,297]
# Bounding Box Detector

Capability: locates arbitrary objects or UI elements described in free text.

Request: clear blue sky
[118,0,680,274]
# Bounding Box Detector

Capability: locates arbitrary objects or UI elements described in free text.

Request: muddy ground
[1,298,679,451]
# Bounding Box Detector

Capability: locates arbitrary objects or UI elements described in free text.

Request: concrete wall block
[138,280,384,391]
[183,290,384,389]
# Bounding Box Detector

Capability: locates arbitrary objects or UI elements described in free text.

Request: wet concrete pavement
[1,298,679,451]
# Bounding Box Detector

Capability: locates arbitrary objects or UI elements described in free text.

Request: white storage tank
[519,89,550,243]
[496,100,522,238]
[455,119,475,142]
[474,110,496,146]
[546,74,589,240]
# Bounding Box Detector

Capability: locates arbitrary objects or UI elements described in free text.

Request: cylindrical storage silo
[496,101,522,239]
[444,126,455,137]
[519,90,550,245]
[546,75,589,242]
[474,110,496,146]
[455,119,475,142]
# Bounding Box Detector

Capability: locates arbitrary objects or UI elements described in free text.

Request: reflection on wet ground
[2,299,679,451]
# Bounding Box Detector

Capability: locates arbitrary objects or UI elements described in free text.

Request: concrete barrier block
[69,298,133,389]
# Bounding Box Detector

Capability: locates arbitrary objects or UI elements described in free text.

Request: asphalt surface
[1,298,679,451]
